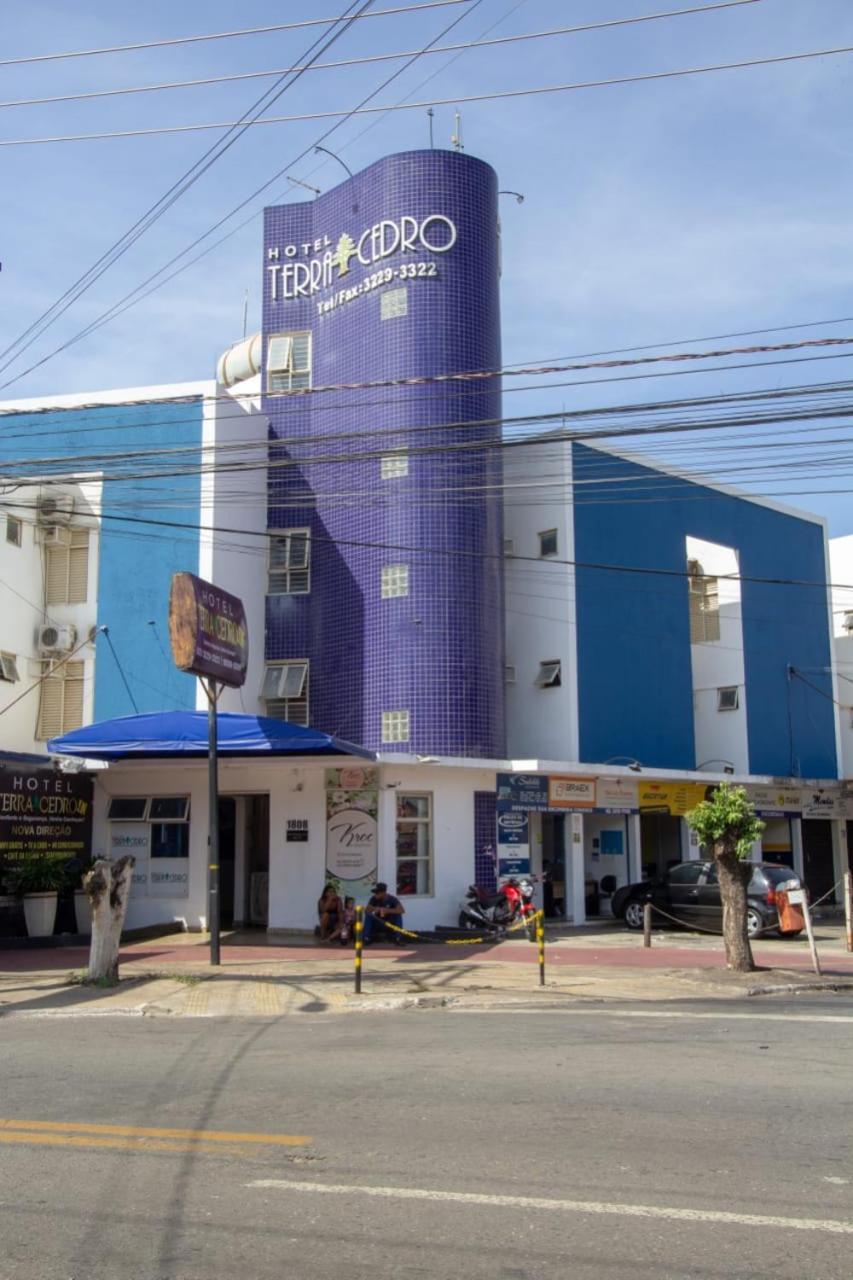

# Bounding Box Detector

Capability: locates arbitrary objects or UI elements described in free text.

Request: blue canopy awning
[48,711,374,761]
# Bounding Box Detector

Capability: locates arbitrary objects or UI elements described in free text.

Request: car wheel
[746,908,764,939]
[623,899,646,931]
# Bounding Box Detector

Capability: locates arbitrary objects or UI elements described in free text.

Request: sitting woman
[317,883,343,941]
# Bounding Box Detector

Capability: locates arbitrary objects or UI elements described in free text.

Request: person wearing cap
[363,882,406,946]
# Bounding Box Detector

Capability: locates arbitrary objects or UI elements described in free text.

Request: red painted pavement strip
[2,938,852,975]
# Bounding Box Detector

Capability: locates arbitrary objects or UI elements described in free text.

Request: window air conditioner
[38,623,77,655]
[37,524,73,547]
[36,493,74,525]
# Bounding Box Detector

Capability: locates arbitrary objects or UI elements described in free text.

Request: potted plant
[64,857,94,935]
[6,858,67,938]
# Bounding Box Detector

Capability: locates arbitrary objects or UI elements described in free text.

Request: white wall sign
[595,779,639,813]
[110,823,150,894]
[149,859,189,898]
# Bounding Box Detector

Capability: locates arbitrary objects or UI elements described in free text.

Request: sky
[3,0,853,530]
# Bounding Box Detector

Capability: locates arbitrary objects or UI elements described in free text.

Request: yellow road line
[0,1131,258,1156]
[0,1118,311,1146]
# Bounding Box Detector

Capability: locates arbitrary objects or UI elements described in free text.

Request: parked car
[612,861,803,938]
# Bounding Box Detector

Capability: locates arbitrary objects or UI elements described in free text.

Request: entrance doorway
[801,819,836,905]
[217,795,270,928]
[639,814,682,879]
[541,813,566,919]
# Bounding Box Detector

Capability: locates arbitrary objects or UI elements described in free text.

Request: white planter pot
[74,890,92,936]
[23,891,58,938]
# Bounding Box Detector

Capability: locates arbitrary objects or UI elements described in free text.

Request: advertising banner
[496,773,550,813]
[638,781,710,817]
[497,810,530,877]
[168,572,248,688]
[745,785,804,817]
[800,789,850,820]
[0,768,93,867]
[325,767,379,900]
[595,778,639,813]
[548,776,596,811]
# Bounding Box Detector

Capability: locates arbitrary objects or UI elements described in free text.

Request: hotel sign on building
[0,767,93,863]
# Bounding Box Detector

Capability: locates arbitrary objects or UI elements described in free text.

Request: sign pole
[207,678,221,967]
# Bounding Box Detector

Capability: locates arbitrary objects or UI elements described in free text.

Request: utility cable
[0,0,484,392]
[0,2,468,67]
[0,4,762,111]
[99,627,140,714]
[0,1,374,380]
[0,631,96,720]
[8,40,853,148]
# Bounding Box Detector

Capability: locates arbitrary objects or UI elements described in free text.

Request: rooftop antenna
[242,289,249,340]
[450,109,464,152]
[314,144,354,180]
[499,190,525,204]
[427,107,435,149]
[286,175,321,198]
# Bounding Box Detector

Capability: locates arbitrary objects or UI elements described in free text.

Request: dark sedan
[611,861,803,938]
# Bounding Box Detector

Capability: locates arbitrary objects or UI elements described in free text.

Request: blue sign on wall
[496,773,549,813]
[497,809,531,876]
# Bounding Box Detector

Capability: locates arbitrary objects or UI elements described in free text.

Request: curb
[747,980,853,997]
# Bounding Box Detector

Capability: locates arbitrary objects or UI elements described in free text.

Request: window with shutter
[267,530,310,594]
[36,661,85,739]
[44,529,89,604]
[261,662,309,724]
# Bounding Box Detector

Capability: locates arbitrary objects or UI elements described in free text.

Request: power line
[0,1,374,381]
[7,39,853,148]
[0,2,468,67]
[0,0,485,392]
[0,3,762,111]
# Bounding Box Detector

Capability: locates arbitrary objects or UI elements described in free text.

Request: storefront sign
[168,572,248,688]
[0,768,93,865]
[746,785,804,817]
[638,781,711,817]
[149,862,189,898]
[595,778,639,813]
[497,810,530,877]
[496,773,550,813]
[548,776,596,811]
[325,768,378,898]
[801,790,850,820]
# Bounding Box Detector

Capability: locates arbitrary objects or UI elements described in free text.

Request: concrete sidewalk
[2,922,852,1018]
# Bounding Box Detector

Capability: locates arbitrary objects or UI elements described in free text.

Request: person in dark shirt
[363,882,406,946]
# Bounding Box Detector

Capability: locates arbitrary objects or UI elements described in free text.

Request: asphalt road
[0,999,851,1279]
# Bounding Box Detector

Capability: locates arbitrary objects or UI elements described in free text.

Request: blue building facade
[0,395,203,721]
[262,150,505,757]
[572,444,838,778]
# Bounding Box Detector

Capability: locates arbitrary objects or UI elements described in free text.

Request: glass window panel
[281,663,307,697]
[149,797,189,821]
[397,795,429,820]
[108,797,148,821]
[261,666,283,698]
[151,823,190,858]
[268,335,292,371]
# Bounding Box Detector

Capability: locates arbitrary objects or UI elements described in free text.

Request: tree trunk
[715,848,754,972]
[83,856,135,983]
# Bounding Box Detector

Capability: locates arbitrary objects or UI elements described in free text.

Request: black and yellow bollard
[536,909,545,987]
[354,904,364,994]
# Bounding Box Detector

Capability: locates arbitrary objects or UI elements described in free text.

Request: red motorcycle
[458,876,537,938]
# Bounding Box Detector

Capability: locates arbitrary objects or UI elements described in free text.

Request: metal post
[643,901,652,948]
[843,871,853,954]
[207,679,220,967]
[801,896,821,977]
[536,909,545,987]
[354,905,364,994]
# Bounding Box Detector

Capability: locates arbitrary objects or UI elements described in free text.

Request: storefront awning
[48,711,374,761]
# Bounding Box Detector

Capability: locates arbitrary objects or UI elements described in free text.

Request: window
[108,797,148,821]
[539,528,558,558]
[268,530,310,594]
[380,286,408,320]
[381,564,409,599]
[151,823,189,858]
[667,862,707,886]
[380,452,409,480]
[36,660,84,739]
[396,793,432,895]
[505,664,517,684]
[717,686,739,711]
[149,797,191,822]
[503,538,515,556]
[267,331,311,394]
[382,709,410,743]
[536,660,561,688]
[262,661,309,724]
[6,516,22,547]
[45,528,89,605]
[0,652,19,683]
[688,558,721,643]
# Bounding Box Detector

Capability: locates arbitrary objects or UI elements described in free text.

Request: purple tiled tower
[262,149,505,756]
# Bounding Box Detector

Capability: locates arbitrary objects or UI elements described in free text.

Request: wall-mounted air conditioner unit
[38,623,77,655]
[37,524,73,547]
[36,493,74,525]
